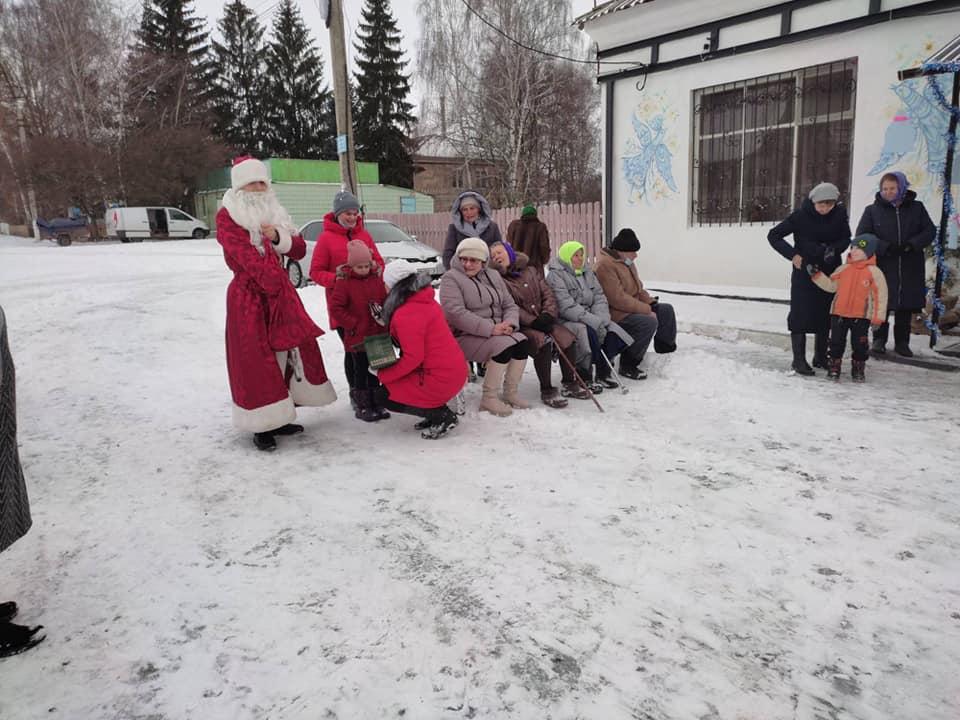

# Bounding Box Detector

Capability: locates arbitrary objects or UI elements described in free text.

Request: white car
[285,218,444,288]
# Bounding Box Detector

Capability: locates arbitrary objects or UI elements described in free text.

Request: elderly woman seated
[546,241,633,392]
[594,228,677,379]
[488,241,589,407]
[439,237,532,416]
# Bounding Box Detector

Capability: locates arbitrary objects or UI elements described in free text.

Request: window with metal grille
[691,58,857,226]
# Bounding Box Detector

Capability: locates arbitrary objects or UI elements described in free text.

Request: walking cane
[599,347,629,395]
[551,335,604,413]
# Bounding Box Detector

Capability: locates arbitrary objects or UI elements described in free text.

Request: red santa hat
[230,156,270,191]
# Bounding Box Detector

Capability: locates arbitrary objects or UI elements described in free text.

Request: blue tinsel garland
[921,65,960,343]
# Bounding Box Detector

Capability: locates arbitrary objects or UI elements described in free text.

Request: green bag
[364,333,399,369]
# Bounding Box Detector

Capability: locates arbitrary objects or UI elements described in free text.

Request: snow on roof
[574,0,657,28]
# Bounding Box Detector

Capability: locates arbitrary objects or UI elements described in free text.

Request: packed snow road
[0,238,958,719]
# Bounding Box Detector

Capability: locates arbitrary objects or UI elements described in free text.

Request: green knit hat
[521,204,537,218]
[558,241,586,275]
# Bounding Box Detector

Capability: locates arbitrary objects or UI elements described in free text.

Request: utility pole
[327,0,361,201]
[14,95,39,239]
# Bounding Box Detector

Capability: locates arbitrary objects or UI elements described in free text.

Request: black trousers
[347,351,381,391]
[373,386,448,421]
[829,316,870,362]
[335,327,357,388]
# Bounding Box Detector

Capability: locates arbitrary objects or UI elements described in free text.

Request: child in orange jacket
[809,233,888,383]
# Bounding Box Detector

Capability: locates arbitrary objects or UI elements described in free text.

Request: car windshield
[301,221,323,244]
[366,222,411,244]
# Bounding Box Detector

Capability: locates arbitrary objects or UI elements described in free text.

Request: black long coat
[768,199,851,333]
[0,306,31,554]
[855,190,936,311]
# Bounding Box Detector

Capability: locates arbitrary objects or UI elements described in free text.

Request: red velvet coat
[217,207,335,432]
[377,287,467,409]
[308,213,384,328]
[329,265,388,352]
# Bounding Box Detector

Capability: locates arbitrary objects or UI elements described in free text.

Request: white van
[106,207,209,242]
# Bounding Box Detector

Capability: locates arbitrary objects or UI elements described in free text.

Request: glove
[369,301,385,326]
[530,312,555,332]
[806,264,819,276]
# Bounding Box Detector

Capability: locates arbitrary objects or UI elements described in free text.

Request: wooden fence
[368,201,604,261]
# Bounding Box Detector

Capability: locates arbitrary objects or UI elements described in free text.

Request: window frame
[690,58,858,227]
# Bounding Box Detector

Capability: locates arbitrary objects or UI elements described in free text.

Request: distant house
[195,158,435,230]
[576,0,960,289]
[411,136,504,211]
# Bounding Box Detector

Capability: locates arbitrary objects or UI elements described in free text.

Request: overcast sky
[176,0,598,106]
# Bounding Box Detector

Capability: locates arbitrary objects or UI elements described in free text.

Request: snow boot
[271,423,304,436]
[595,361,620,389]
[353,389,379,422]
[851,359,866,383]
[893,322,913,357]
[0,622,45,658]
[871,322,888,354]
[365,388,390,421]
[827,357,842,381]
[577,365,604,394]
[421,407,459,440]
[540,387,568,409]
[561,382,592,400]
[812,331,829,369]
[253,432,276,451]
[479,360,512,416]
[501,357,530,409]
[619,359,647,380]
[791,332,814,375]
[0,602,17,623]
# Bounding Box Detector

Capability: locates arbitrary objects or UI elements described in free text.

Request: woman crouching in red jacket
[373,260,467,439]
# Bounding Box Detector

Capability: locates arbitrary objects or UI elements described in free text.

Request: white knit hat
[456,237,489,262]
[230,156,270,191]
[383,259,418,289]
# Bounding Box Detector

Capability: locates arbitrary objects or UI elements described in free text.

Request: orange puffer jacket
[812,255,888,325]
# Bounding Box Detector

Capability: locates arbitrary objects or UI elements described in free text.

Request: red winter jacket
[308,213,384,329]
[377,287,467,409]
[329,265,388,352]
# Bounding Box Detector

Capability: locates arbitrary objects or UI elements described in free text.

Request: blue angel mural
[869,75,960,179]
[623,113,678,203]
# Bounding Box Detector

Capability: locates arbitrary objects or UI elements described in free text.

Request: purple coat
[439,257,526,362]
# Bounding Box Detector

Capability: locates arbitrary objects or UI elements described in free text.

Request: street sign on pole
[336,134,347,155]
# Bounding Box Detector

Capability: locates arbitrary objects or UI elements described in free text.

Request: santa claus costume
[217,156,336,450]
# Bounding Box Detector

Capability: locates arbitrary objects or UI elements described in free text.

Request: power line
[458,0,646,68]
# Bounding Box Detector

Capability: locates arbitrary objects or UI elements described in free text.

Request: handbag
[364,333,399,369]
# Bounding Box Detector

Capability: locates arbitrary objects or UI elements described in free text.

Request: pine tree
[262,0,333,159]
[210,0,265,154]
[353,0,415,187]
[131,0,213,127]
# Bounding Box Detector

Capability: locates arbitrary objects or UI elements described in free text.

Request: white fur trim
[274,227,293,255]
[289,377,337,407]
[231,158,270,191]
[232,395,296,433]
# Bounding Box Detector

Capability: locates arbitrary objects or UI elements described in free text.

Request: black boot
[812,331,829,369]
[421,407,459,440]
[253,432,276,451]
[619,358,647,380]
[893,320,913,357]
[872,322,889,354]
[0,621,45,658]
[791,333,814,375]
[577,365,603,394]
[355,389,379,422]
[271,423,304,436]
[0,602,17,623]
[827,357,842,381]
[369,388,391,421]
[851,359,866,383]
[595,361,619,389]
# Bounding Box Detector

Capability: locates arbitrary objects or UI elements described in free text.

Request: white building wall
[606,13,959,288]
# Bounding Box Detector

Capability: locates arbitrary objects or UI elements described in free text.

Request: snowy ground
[1,236,958,720]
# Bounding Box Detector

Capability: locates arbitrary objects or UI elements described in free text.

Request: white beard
[221,188,297,253]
